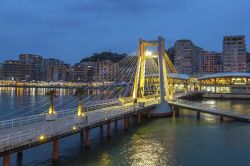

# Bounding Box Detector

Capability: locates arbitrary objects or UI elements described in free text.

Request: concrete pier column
[115,118,118,126]
[16,151,23,166]
[127,116,130,128]
[17,151,23,162]
[220,116,223,122]
[137,112,141,124]
[124,116,129,130]
[196,112,200,120]
[53,140,59,161]
[107,120,112,137]
[85,127,90,148]
[80,130,84,143]
[147,110,151,119]
[3,154,10,166]
[175,107,179,118]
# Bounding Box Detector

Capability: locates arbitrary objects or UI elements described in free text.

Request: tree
[74,87,87,117]
[46,90,57,114]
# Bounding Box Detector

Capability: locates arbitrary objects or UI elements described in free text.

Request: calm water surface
[0,88,250,166]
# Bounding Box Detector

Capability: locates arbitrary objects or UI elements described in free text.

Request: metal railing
[169,99,250,118]
[0,105,138,152]
[0,99,119,130]
[0,98,163,152]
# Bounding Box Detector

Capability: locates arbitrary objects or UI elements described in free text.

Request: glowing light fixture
[145,51,152,56]
[72,126,77,131]
[39,134,46,141]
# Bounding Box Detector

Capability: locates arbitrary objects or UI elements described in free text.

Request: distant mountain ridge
[80,52,127,63]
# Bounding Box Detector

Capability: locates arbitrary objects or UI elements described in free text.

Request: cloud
[0,0,249,64]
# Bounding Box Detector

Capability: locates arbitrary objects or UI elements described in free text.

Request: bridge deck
[169,99,250,121]
[0,99,157,156]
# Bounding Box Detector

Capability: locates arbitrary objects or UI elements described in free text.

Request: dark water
[0,88,250,166]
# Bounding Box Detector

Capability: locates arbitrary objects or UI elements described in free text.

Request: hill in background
[80,52,127,63]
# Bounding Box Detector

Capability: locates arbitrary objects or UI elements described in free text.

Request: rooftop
[198,72,250,80]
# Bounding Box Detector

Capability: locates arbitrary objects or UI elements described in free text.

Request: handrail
[0,104,139,152]
[0,99,120,130]
[169,99,249,118]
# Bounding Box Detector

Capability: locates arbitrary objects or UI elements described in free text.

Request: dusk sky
[0,0,250,64]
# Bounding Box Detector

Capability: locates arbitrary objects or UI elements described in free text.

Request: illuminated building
[199,72,250,93]
[172,40,203,74]
[223,35,247,72]
[2,60,30,81]
[19,54,44,81]
[44,58,71,82]
[72,60,118,82]
[203,51,223,73]
[247,52,250,72]
[0,63,3,80]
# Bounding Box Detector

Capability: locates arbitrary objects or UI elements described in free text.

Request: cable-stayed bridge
[0,37,249,166]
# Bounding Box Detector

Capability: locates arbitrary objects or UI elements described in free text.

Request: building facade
[203,51,223,73]
[19,54,44,81]
[44,58,71,82]
[0,64,3,80]
[172,40,203,75]
[2,60,30,81]
[223,35,247,72]
[72,60,119,82]
[247,52,250,72]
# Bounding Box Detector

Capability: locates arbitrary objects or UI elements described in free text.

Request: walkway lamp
[45,90,58,121]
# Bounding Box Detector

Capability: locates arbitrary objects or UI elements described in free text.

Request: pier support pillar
[3,154,10,166]
[220,116,223,122]
[80,130,84,143]
[196,112,200,120]
[175,107,179,118]
[137,112,141,124]
[85,127,90,148]
[115,118,118,126]
[53,140,59,161]
[124,116,129,130]
[107,120,112,137]
[127,116,130,128]
[17,151,23,162]
[147,110,151,119]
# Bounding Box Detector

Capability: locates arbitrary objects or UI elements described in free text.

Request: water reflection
[201,99,250,115]
[0,87,74,96]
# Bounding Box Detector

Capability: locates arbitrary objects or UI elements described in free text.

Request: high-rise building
[166,48,175,65]
[247,52,250,72]
[93,60,119,82]
[72,60,119,82]
[172,40,203,74]
[222,35,247,72]
[19,54,44,81]
[72,62,95,82]
[2,60,30,81]
[203,51,223,73]
[0,63,3,80]
[44,58,71,82]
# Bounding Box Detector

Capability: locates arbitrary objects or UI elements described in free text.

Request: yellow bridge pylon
[132,36,173,102]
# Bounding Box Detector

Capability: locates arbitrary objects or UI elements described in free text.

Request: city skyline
[0,0,250,64]
[0,35,249,65]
